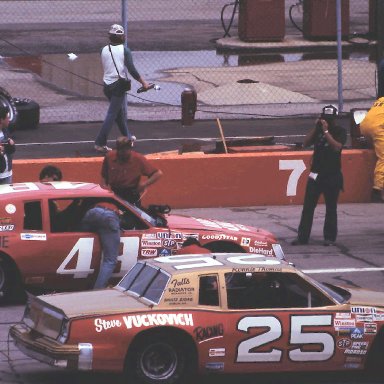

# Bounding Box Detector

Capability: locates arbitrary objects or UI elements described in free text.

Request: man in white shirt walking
[95,24,150,153]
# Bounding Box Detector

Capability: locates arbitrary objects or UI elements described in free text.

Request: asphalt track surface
[12,116,352,159]
[1,203,383,384]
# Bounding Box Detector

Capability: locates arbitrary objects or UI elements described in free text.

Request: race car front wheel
[0,87,18,131]
[127,331,195,384]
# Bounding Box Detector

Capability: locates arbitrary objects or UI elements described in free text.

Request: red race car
[0,182,284,302]
[10,254,384,383]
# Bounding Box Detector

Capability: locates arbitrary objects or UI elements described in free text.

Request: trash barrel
[303,0,350,40]
[181,88,197,126]
[238,0,285,42]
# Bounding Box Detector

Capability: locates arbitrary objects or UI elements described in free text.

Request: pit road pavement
[1,203,383,384]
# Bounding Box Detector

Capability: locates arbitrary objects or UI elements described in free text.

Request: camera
[0,139,15,155]
[321,105,338,121]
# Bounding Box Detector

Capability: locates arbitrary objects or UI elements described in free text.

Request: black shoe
[291,238,308,245]
[323,240,335,246]
[371,189,384,203]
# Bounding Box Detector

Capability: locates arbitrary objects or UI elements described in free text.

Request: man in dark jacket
[292,105,347,246]
[0,105,16,184]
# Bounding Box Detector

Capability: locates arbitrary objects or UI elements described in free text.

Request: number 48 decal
[236,315,334,363]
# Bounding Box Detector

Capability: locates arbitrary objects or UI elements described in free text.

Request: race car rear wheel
[0,255,23,304]
[365,328,384,376]
[127,330,195,384]
[0,87,18,131]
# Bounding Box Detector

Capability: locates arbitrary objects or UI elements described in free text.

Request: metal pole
[336,0,343,113]
[122,0,128,126]
[376,0,384,97]
[122,0,128,42]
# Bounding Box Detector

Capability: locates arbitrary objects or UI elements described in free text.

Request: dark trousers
[298,174,342,243]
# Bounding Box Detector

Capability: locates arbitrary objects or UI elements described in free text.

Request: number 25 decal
[236,315,334,363]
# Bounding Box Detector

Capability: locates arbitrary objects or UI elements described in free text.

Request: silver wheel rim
[139,342,178,380]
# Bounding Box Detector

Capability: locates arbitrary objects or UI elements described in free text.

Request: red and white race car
[0,182,284,302]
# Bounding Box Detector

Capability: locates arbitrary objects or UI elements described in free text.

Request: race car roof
[149,253,292,275]
[0,182,111,199]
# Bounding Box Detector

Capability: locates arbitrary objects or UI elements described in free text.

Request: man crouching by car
[0,105,16,184]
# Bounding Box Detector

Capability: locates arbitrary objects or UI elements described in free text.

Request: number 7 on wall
[279,160,307,197]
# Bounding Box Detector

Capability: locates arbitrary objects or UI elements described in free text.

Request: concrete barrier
[13,149,376,208]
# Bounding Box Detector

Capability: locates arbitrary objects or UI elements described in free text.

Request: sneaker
[323,240,335,246]
[94,145,112,153]
[291,238,308,245]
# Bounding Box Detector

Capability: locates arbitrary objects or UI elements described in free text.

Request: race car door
[23,197,142,291]
[51,197,147,289]
[222,271,343,374]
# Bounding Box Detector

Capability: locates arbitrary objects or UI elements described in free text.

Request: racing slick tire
[0,87,18,132]
[126,330,196,384]
[0,255,23,304]
[13,98,40,130]
[205,241,244,253]
[365,329,384,377]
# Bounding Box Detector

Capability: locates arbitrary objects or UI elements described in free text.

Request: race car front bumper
[10,324,93,370]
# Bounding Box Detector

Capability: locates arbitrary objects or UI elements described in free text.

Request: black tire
[0,255,24,305]
[365,329,384,377]
[205,241,244,253]
[127,332,194,384]
[13,98,40,130]
[0,87,18,132]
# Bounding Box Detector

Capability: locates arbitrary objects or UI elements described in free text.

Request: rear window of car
[118,262,170,304]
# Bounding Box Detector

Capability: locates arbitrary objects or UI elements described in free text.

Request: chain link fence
[0,0,379,123]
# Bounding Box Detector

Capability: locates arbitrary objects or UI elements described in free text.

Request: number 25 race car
[10,254,384,383]
[0,182,284,303]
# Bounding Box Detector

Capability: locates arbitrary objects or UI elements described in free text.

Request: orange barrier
[13,149,376,208]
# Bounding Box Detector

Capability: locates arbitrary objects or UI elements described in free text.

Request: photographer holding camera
[291,105,347,246]
[0,105,16,184]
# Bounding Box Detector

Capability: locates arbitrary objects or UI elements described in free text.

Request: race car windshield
[306,276,349,304]
[129,204,157,226]
[118,262,170,304]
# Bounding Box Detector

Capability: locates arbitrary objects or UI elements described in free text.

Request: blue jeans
[95,83,132,147]
[81,207,121,289]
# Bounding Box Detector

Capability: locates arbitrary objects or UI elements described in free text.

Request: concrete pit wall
[13,149,376,208]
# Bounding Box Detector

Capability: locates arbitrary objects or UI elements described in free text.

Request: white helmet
[109,24,124,35]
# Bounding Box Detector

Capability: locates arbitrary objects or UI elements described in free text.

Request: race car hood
[346,286,384,309]
[166,214,276,241]
[39,288,149,319]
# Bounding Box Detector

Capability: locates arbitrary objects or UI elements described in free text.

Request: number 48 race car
[0,182,284,303]
[10,254,384,383]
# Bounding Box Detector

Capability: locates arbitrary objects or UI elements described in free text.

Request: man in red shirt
[101,136,162,206]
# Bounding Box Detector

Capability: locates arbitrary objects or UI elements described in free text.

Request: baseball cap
[321,104,338,118]
[116,136,133,150]
[109,24,125,35]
